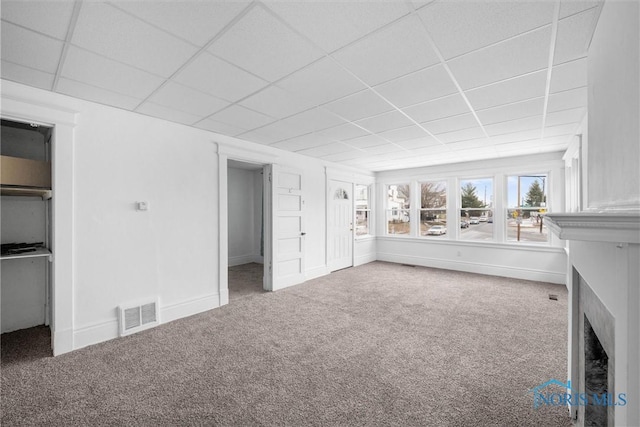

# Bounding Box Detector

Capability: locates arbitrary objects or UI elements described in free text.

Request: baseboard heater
[118,299,160,337]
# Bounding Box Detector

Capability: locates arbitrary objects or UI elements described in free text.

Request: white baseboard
[376,252,566,284]
[355,252,377,267]
[52,327,74,356]
[229,254,263,267]
[71,293,220,353]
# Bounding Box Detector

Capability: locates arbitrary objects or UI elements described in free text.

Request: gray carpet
[229,262,265,301]
[1,261,570,426]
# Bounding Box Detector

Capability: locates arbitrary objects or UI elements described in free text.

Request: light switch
[136,201,149,211]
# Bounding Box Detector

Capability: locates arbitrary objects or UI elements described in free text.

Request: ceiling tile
[324,90,393,121]
[296,142,354,157]
[235,128,280,145]
[320,150,366,163]
[550,58,587,93]
[544,123,579,138]
[1,23,63,73]
[419,1,554,59]
[545,107,586,127]
[403,94,471,123]
[318,123,370,141]
[147,82,229,118]
[448,26,551,90]
[465,70,547,110]
[484,115,543,137]
[57,78,142,110]
[240,86,316,120]
[436,126,486,143]
[173,53,267,102]
[72,2,198,77]
[194,118,247,136]
[264,1,410,53]
[422,113,479,135]
[271,133,328,152]
[240,120,309,145]
[559,0,602,19]
[547,87,587,112]
[1,0,74,40]
[554,8,599,64]
[395,136,441,150]
[136,102,203,126]
[490,128,541,145]
[209,105,276,131]
[377,126,430,143]
[280,108,347,135]
[343,134,389,149]
[208,5,323,82]
[355,111,415,133]
[112,1,250,47]
[476,98,545,125]
[275,57,366,106]
[61,46,165,99]
[333,15,440,86]
[362,143,404,156]
[374,65,458,108]
[1,60,53,91]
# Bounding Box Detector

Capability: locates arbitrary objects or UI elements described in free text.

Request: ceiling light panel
[208,5,324,82]
[373,64,458,108]
[275,57,367,106]
[448,26,551,90]
[550,58,588,93]
[355,111,415,134]
[403,94,471,123]
[264,1,411,53]
[208,105,276,131]
[56,78,142,110]
[419,1,554,59]
[1,23,64,74]
[476,98,545,125]
[464,70,547,110]
[554,8,599,64]
[148,82,230,118]
[332,15,440,86]
[173,53,267,102]
[72,2,198,78]
[1,61,54,91]
[1,0,74,40]
[324,90,394,122]
[61,46,165,99]
[239,86,317,120]
[112,0,250,47]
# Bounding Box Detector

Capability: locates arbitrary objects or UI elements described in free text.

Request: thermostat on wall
[136,201,149,211]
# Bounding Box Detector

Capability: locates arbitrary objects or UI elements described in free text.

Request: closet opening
[1,118,54,360]
[227,159,268,302]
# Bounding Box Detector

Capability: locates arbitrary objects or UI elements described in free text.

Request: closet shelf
[1,186,51,199]
[0,248,52,261]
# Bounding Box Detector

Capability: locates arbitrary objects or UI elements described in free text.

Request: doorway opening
[227,159,268,301]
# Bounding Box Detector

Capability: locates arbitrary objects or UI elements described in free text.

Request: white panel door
[270,165,305,290]
[328,179,353,272]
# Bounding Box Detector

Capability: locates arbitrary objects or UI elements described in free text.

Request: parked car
[487,217,493,223]
[469,217,480,225]
[427,225,447,235]
[479,216,488,222]
[460,221,469,228]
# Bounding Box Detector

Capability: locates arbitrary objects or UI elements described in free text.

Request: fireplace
[546,212,640,426]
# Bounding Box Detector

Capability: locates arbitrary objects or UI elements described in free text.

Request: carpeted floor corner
[1,261,571,426]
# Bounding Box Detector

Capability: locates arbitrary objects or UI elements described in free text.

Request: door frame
[217,144,277,303]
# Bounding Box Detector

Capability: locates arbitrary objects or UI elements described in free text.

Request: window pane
[421,181,446,209]
[460,178,493,241]
[420,210,447,237]
[388,184,410,208]
[355,185,369,210]
[387,210,410,234]
[356,210,369,236]
[507,175,549,243]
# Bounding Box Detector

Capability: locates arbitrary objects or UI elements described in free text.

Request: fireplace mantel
[545,212,640,244]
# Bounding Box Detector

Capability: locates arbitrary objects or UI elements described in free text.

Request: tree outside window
[507,174,549,243]
[420,181,447,237]
[460,178,493,241]
[387,184,410,235]
[355,184,371,237]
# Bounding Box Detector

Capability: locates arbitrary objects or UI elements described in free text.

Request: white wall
[375,153,568,283]
[586,0,639,211]
[228,166,262,266]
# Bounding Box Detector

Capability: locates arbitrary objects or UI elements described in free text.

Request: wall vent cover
[119,299,159,337]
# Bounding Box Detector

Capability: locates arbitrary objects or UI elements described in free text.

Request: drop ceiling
[0,0,600,171]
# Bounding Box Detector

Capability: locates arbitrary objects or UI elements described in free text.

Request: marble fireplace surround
[546,212,640,427]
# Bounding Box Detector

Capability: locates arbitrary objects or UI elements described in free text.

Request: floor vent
[119,299,160,337]
[549,294,558,301]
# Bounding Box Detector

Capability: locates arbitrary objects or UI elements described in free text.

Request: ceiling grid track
[540,0,562,141]
[51,0,83,92]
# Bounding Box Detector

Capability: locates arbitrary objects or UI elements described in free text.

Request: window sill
[355,235,376,242]
[377,235,563,252]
